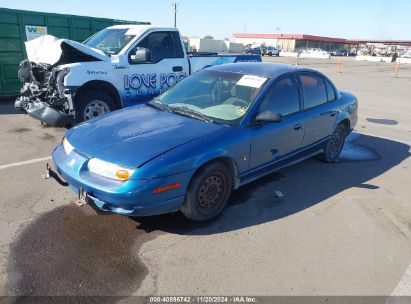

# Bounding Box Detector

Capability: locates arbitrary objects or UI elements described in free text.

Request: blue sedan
[51,63,358,221]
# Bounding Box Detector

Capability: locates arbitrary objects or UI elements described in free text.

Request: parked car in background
[262,46,280,57]
[348,50,357,56]
[244,47,262,55]
[304,48,330,55]
[50,62,358,222]
[300,48,331,59]
[331,49,347,56]
[401,50,411,58]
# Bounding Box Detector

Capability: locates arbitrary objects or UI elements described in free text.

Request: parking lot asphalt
[0,57,410,298]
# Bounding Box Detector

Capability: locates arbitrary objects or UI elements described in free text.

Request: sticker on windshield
[237,75,267,88]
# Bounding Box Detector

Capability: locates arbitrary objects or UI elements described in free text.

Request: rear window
[325,79,336,101]
[298,74,327,109]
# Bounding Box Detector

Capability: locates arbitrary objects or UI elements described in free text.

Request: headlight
[62,137,74,155]
[56,68,70,98]
[87,158,135,181]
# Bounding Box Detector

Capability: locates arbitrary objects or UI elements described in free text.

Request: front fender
[136,126,251,180]
[63,62,124,96]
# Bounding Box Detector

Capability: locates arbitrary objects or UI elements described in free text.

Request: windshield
[153,70,268,126]
[83,28,135,55]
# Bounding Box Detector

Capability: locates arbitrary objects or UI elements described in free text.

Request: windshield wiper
[147,98,172,112]
[170,106,214,123]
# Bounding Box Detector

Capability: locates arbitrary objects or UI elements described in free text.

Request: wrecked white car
[15,25,261,127]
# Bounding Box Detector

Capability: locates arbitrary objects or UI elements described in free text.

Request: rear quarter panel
[335,90,358,131]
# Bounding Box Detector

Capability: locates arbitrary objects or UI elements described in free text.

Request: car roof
[106,24,177,34]
[208,62,315,79]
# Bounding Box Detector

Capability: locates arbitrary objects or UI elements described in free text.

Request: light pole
[275,27,281,49]
[172,1,179,27]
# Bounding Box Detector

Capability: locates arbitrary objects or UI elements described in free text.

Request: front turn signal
[115,170,130,181]
[153,182,182,194]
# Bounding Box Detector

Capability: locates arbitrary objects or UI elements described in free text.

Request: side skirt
[239,138,329,187]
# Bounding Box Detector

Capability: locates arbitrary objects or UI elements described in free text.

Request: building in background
[189,37,243,53]
[232,33,411,54]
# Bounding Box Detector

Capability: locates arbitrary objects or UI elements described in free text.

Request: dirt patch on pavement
[8,127,31,134]
[8,205,154,298]
[38,133,56,141]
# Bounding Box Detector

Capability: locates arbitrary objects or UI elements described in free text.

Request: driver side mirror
[254,111,282,124]
[130,47,151,63]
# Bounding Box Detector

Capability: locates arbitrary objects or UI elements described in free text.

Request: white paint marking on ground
[391,263,411,296]
[386,263,411,304]
[0,156,51,170]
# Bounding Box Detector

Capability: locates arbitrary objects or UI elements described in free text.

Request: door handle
[294,124,303,130]
[173,66,183,72]
[321,110,337,117]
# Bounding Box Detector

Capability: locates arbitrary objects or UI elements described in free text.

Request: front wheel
[319,124,347,163]
[74,90,117,124]
[181,162,232,221]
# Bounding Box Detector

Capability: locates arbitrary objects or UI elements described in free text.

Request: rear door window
[298,73,328,109]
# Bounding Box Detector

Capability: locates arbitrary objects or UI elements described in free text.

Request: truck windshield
[83,29,135,55]
[153,70,268,126]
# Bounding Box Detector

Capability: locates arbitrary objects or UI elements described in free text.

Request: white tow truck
[15,25,261,127]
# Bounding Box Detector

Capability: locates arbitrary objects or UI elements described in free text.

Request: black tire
[74,90,117,124]
[319,124,347,163]
[181,162,232,222]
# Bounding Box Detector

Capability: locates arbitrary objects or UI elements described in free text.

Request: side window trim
[172,31,185,58]
[127,30,180,65]
[324,78,337,102]
[256,73,302,118]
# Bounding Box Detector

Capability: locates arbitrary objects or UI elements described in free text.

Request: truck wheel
[319,124,347,163]
[181,162,232,222]
[75,90,117,123]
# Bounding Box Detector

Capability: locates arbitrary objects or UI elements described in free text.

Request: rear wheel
[75,90,117,124]
[319,124,347,163]
[181,162,232,221]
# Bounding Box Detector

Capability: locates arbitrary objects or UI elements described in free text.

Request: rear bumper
[51,144,190,217]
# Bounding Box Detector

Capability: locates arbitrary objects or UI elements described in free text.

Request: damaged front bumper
[15,97,73,127]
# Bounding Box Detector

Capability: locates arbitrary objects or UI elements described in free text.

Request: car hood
[65,104,224,168]
[25,34,108,66]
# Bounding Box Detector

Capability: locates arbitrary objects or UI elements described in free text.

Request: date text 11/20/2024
[149,296,257,303]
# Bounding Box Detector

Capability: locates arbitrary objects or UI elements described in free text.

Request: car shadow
[7,132,409,298]
[131,132,410,235]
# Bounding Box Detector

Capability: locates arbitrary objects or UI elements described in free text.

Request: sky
[1,0,410,40]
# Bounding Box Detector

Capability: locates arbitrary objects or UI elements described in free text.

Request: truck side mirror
[130,47,151,63]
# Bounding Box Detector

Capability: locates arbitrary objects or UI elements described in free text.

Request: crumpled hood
[25,34,108,65]
[65,105,223,168]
